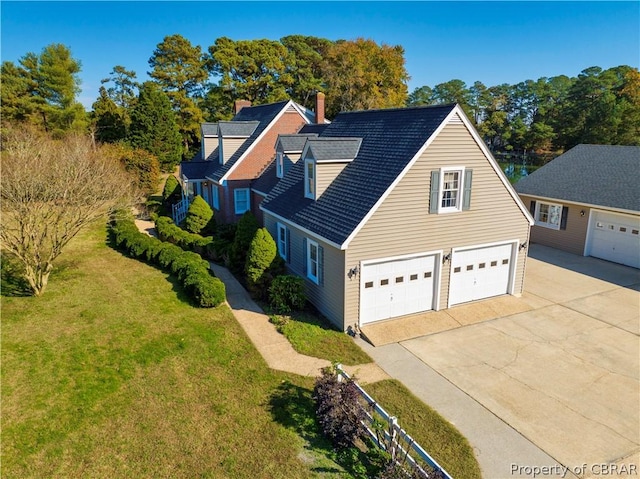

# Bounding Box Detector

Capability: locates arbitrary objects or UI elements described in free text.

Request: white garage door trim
[585,210,640,268]
[359,251,442,326]
[448,240,518,308]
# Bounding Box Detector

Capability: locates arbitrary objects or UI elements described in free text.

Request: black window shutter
[462,169,473,210]
[529,200,536,218]
[429,171,440,214]
[318,245,324,286]
[560,207,568,230]
[302,238,307,275]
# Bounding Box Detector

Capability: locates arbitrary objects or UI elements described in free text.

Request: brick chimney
[234,99,251,114]
[315,92,325,124]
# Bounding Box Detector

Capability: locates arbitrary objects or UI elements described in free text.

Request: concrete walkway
[209,263,389,384]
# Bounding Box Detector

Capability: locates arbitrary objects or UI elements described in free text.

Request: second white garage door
[449,243,515,306]
[360,254,437,325]
[587,211,640,268]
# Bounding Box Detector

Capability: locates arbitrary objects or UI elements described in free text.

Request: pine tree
[128,81,182,172]
[92,86,127,143]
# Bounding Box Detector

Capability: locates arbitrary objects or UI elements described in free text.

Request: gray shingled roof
[207,101,291,182]
[202,123,218,136]
[515,144,640,212]
[278,133,318,153]
[306,137,362,162]
[251,161,279,196]
[218,120,259,137]
[299,123,330,135]
[261,104,456,246]
[181,161,216,180]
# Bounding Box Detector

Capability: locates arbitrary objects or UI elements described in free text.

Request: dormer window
[276,152,284,179]
[305,159,316,199]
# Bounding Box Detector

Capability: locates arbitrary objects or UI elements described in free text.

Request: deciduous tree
[322,38,409,117]
[0,126,136,296]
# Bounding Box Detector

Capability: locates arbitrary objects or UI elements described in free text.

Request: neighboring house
[261,104,533,331]
[178,94,328,224]
[515,144,640,268]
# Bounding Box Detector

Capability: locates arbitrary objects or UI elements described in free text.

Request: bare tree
[1,125,136,295]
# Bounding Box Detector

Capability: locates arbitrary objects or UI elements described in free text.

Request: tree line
[2,35,638,175]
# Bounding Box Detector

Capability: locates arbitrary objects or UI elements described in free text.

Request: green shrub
[230,211,259,272]
[269,275,307,314]
[157,243,183,269]
[184,271,226,307]
[245,228,278,299]
[170,251,210,281]
[184,195,213,234]
[163,175,181,203]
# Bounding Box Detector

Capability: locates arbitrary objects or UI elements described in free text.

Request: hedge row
[110,217,226,308]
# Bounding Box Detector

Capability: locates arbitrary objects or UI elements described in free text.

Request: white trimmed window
[304,159,316,199]
[306,239,319,284]
[234,188,250,215]
[212,186,220,210]
[440,168,463,212]
[277,223,288,261]
[276,152,284,178]
[535,202,562,230]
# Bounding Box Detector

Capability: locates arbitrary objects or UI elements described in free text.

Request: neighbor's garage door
[588,211,640,268]
[360,254,436,325]
[449,243,514,306]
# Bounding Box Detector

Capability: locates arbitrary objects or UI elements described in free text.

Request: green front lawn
[1,223,346,478]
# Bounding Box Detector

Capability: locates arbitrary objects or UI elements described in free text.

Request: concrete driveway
[362,244,640,478]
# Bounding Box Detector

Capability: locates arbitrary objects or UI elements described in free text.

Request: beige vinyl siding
[345,120,531,321]
[316,162,348,198]
[264,214,346,329]
[202,137,218,160]
[220,138,247,164]
[519,194,589,255]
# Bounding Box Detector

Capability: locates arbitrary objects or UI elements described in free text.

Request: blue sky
[2,1,638,109]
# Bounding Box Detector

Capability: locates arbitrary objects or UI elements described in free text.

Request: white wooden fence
[172,198,190,225]
[336,364,453,479]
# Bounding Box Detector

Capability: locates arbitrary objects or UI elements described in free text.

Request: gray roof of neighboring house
[261,104,456,246]
[218,120,259,137]
[306,137,362,162]
[515,144,640,212]
[277,133,318,153]
[202,123,218,136]
[207,101,291,182]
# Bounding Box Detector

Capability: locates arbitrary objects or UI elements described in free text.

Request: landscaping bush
[313,366,367,450]
[245,228,278,299]
[162,174,181,203]
[109,215,225,308]
[269,275,307,314]
[229,211,259,272]
[184,195,213,234]
[156,215,214,257]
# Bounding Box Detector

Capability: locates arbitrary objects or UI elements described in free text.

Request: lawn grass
[364,380,482,479]
[1,222,349,479]
[271,310,372,366]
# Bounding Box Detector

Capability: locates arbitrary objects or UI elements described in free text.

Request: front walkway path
[209,263,389,384]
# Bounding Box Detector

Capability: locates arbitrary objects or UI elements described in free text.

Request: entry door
[449,243,514,306]
[360,255,436,325]
[588,211,640,268]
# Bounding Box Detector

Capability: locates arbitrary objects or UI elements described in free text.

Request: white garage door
[588,211,640,268]
[449,243,514,306]
[360,255,436,325]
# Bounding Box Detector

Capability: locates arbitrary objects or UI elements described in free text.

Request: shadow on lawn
[268,380,344,475]
[0,254,31,297]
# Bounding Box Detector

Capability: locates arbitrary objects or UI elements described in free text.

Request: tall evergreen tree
[149,34,208,153]
[91,86,127,143]
[1,44,86,133]
[128,82,182,172]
